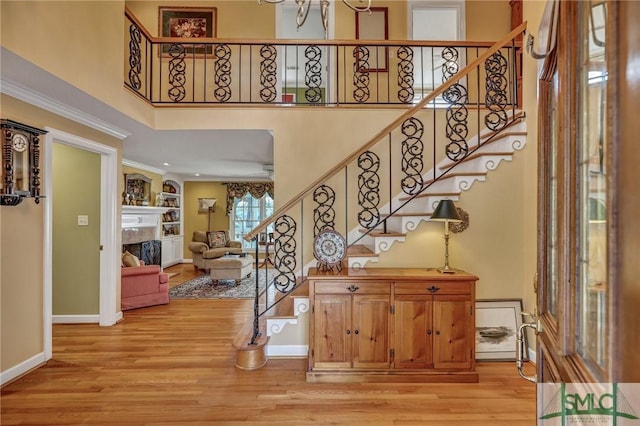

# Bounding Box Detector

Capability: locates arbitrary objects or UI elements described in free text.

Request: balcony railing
[125,8,520,107]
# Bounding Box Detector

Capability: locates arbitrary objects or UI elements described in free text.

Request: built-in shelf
[161,179,183,267]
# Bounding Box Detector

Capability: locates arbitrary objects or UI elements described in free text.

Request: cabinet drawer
[313,281,391,294]
[394,281,472,295]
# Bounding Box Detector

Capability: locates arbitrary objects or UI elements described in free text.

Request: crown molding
[122,159,167,175]
[0,78,131,140]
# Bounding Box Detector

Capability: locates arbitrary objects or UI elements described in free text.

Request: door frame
[43,128,120,359]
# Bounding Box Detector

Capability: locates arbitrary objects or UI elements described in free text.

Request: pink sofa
[121,265,169,310]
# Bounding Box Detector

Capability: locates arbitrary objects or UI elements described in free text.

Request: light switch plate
[77,215,89,226]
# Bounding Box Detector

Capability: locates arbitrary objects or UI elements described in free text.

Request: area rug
[169,271,267,299]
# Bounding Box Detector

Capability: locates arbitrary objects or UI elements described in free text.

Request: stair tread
[381,212,433,217]
[422,172,486,186]
[264,280,308,318]
[439,151,515,170]
[347,244,377,257]
[361,230,406,237]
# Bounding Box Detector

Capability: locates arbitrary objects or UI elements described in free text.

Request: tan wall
[0,94,122,373]
[466,1,512,41]
[182,181,230,258]
[52,144,101,315]
[1,1,153,127]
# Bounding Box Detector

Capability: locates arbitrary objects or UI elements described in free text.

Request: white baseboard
[528,347,537,364]
[267,344,308,358]
[115,311,123,323]
[1,352,46,386]
[52,314,100,324]
[182,258,193,264]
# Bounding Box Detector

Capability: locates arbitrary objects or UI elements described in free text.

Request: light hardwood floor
[1,263,537,425]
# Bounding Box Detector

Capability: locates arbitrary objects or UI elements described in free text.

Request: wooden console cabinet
[307,268,478,383]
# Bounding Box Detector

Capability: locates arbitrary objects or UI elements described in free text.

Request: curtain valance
[224,182,274,215]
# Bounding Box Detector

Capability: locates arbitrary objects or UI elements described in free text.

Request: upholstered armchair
[188,230,243,271]
[121,251,169,310]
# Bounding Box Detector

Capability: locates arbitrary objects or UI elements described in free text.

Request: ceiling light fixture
[163,162,170,166]
[258,0,372,33]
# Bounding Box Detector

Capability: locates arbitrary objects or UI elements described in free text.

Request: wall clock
[313,229,346,272]
[1,119,47,206]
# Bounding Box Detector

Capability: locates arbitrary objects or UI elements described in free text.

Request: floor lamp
[430,199,462,274]
[199,198,216,231]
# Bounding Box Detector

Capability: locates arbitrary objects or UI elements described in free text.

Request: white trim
[43,128,120,362]
[122,159,166,176]
[52,315,100,324]
[0,352,46,386]
[528,347,537,364]
[0,79,131,140]
[266,345,309,358]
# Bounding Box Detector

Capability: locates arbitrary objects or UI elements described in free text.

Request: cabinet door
[161,239,171,266]
[172,236,183,262]
[433,295,473,370]
[313,294,351,369]
[352,294,390,369]
[394,295,433,369]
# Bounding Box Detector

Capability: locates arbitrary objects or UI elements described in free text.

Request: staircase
[233,22,528,368]
[265,116,527,357]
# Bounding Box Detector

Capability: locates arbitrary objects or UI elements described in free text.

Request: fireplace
[122,206,168,266]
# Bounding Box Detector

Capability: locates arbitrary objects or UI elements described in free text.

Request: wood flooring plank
[1,263,537,425]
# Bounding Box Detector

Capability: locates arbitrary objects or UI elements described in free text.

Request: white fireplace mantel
[122,206,168,215]
[122,206,169,244]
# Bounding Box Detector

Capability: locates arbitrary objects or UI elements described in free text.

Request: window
[231,193,274,248]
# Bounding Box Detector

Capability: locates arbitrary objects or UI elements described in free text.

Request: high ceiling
[0,47,274,181]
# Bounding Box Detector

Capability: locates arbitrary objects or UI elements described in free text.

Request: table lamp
[430,199,462,273]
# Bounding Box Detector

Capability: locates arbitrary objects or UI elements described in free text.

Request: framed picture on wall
[355,7,389,72]
[475,299,527,361]
[159,7,216,55]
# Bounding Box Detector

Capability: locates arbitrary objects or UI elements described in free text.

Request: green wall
[52,143,101,315]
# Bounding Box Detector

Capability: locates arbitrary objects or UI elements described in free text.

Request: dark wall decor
[1,119,47,206]
[159,7,217,55]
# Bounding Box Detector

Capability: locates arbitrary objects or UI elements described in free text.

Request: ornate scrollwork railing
[124,8,521,107]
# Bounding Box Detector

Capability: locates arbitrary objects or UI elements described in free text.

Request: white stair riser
[374,235,406,253]
[424,175,487,193]
[266,318,297,337]
[440,155,512,174]
[396,194,459,214]
[293,298,309,316]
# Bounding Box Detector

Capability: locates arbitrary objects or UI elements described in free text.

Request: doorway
[43,128,119,359]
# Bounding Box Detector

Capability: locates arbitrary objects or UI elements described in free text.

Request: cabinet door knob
[427,330,432,335]
[346,329,351,335]
[354,330,359,335]
[347,284,360,292]
[427,285,440,293]
[435,331,440,335]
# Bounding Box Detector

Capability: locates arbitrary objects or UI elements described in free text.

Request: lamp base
[438,266,457,274]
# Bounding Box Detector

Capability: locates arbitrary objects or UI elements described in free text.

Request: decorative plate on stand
[313,229,346,272]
